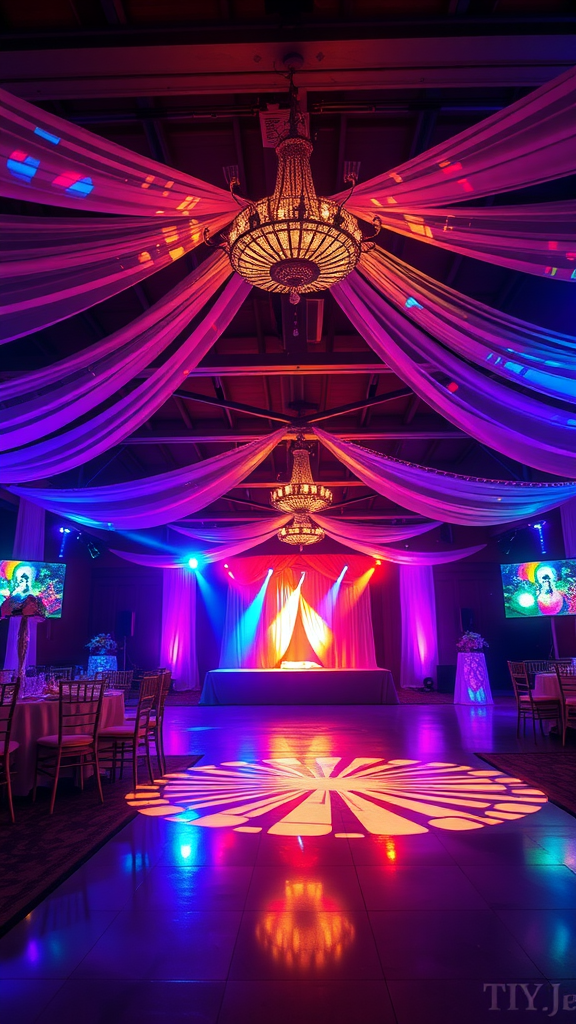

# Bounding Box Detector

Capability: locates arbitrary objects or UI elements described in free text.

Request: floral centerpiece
[456,630,489,653]
[86,633,117,654]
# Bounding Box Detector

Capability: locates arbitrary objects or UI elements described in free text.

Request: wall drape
[0,86,242,219]
[0,252,231,450]
[13,429,285,530]
[160,568,198,692]
[561,499,576,558]
[1,274,251,483]
[399,565,439,689]
[333,273,576,476]
[3,498,45,672]
[311,513,484,564]
[358,247,576,402]
[314,429,576,526]
[0,214,234,342]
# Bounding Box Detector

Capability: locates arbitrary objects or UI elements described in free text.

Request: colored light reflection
[7,151,39,182]
[256,878,355,971]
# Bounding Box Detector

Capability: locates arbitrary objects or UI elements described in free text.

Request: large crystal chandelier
[208,69,379,305]
[271,440,332,515]
[277,514,325,548]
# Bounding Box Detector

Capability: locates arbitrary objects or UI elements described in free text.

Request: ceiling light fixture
[206,60,380,305]
[271,436,332,515]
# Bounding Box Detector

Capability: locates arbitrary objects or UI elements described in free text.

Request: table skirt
[200,668,398,705]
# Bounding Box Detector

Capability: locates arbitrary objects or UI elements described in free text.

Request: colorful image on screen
[500,559,576,618]
[0,560,66,618]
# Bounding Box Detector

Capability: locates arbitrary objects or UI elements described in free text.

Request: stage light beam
[188,557,199,570]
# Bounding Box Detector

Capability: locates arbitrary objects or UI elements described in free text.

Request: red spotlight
[375,559,382,566]
[447,381,459,393]
[224,563,229,569]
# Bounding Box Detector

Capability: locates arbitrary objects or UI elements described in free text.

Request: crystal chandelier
[271,440,332,514]
[277,514,325,547]
[207,71,379,305]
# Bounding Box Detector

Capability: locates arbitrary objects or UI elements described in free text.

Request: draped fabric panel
[337,68,576,212]
[310,517,439,545]
[311,514,484,564]
[334,273,576,476]
[3,499,45,672]
[399,565,439,689]
[0,253,232,450]
[359,248,576,402]
[299,571,377,669]
[371,202,576,282]
[160,569,199,692]
[561,499,576,558]
[0,86,242,220]
[1,274,252,483]
[314,428,576,526]
[12,429,285,530]
[171,517,291,546]
[0,214,234,342]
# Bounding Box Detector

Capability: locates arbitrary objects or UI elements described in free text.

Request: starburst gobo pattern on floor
[126,756,547,836]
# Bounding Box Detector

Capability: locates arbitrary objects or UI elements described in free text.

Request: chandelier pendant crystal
[272,438,331,548]
[208,72,380,304]
[277,514,325,548]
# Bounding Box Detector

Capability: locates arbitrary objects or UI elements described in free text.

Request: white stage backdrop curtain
[399,565,439,689]
[3,498,45,672]
[0,252,231,451]
[0,215,234,342]
[160,568,199,692]
[333,272,576,477]
[314,429,576,526]
[1,274,251,484]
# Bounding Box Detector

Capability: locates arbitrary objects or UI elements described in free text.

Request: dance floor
[3,703,576,1024]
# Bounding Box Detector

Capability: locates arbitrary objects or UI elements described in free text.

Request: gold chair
[508,661,562,742]
[49,666,75,681]
[0,679,20,823]
[555,664,576,746]
[33,680,105,814]
[98,675,157,790]
[151,670,172,776]
[102,670,134,693]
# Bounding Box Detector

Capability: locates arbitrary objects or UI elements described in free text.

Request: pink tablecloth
[11,691,125,796]
[534,672,561,700]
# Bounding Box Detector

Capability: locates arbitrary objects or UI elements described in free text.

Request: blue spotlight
[188,557,199,570]
[58,526,71,559]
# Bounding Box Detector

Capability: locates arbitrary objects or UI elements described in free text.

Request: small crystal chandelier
[207,68,380,305]
[277,514,325,548]
[271,438,332,515]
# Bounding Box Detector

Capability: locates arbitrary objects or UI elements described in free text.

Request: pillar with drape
[3,498,46,671]
[399,564,439,688]
[160,568,199,692]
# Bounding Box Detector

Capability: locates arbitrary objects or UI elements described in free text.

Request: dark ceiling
[1,0,574,527]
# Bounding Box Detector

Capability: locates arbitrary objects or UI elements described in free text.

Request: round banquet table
[533,672,561,700]
[11,691,125,796]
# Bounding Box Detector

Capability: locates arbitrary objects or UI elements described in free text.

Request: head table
[11,690,125,796]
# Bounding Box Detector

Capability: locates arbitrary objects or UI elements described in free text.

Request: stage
[199,667,398,705]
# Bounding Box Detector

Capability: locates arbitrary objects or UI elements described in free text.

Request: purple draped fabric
[371,202,576,282]
[336,68,576,212]
[0,215,234,342]
[310,514,483,565]
[161,569,199,692]
[0,274,251,483]
[334,272,576,477]
[0,87,242,220]
[314,428,576,526]
[171,518,291,546]
[0,253,231,450]
[358,248,575,402]
[399,566,438,688]
[9,429,285,530]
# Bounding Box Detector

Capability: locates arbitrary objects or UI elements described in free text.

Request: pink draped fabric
[1,274,251,483]
[0,215,234,342]
[0,253,231,450]
[359,248,575,401]
[371,202,576,282]
[337,68,576,212]
[171,518,291,546]
[311,514,484,564]
[11,429,285,530]
[334,272,576,477]
[3,498,45,672]
[0,86,242,219]
[399,565,438,689]
[160,569,199,692]
[112,518,291,567]
[315,428,576,526]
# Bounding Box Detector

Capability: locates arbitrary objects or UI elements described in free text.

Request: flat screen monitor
[0,560,67,618]
[500,558,576,618]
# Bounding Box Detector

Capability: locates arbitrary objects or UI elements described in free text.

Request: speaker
[116,610,135,639]
[437,664,456,693]
[460,607,474,632]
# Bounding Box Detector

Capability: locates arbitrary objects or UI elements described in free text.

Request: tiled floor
[2,702,576,1023]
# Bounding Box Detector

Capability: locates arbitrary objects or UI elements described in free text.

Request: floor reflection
[255,877,355,971]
